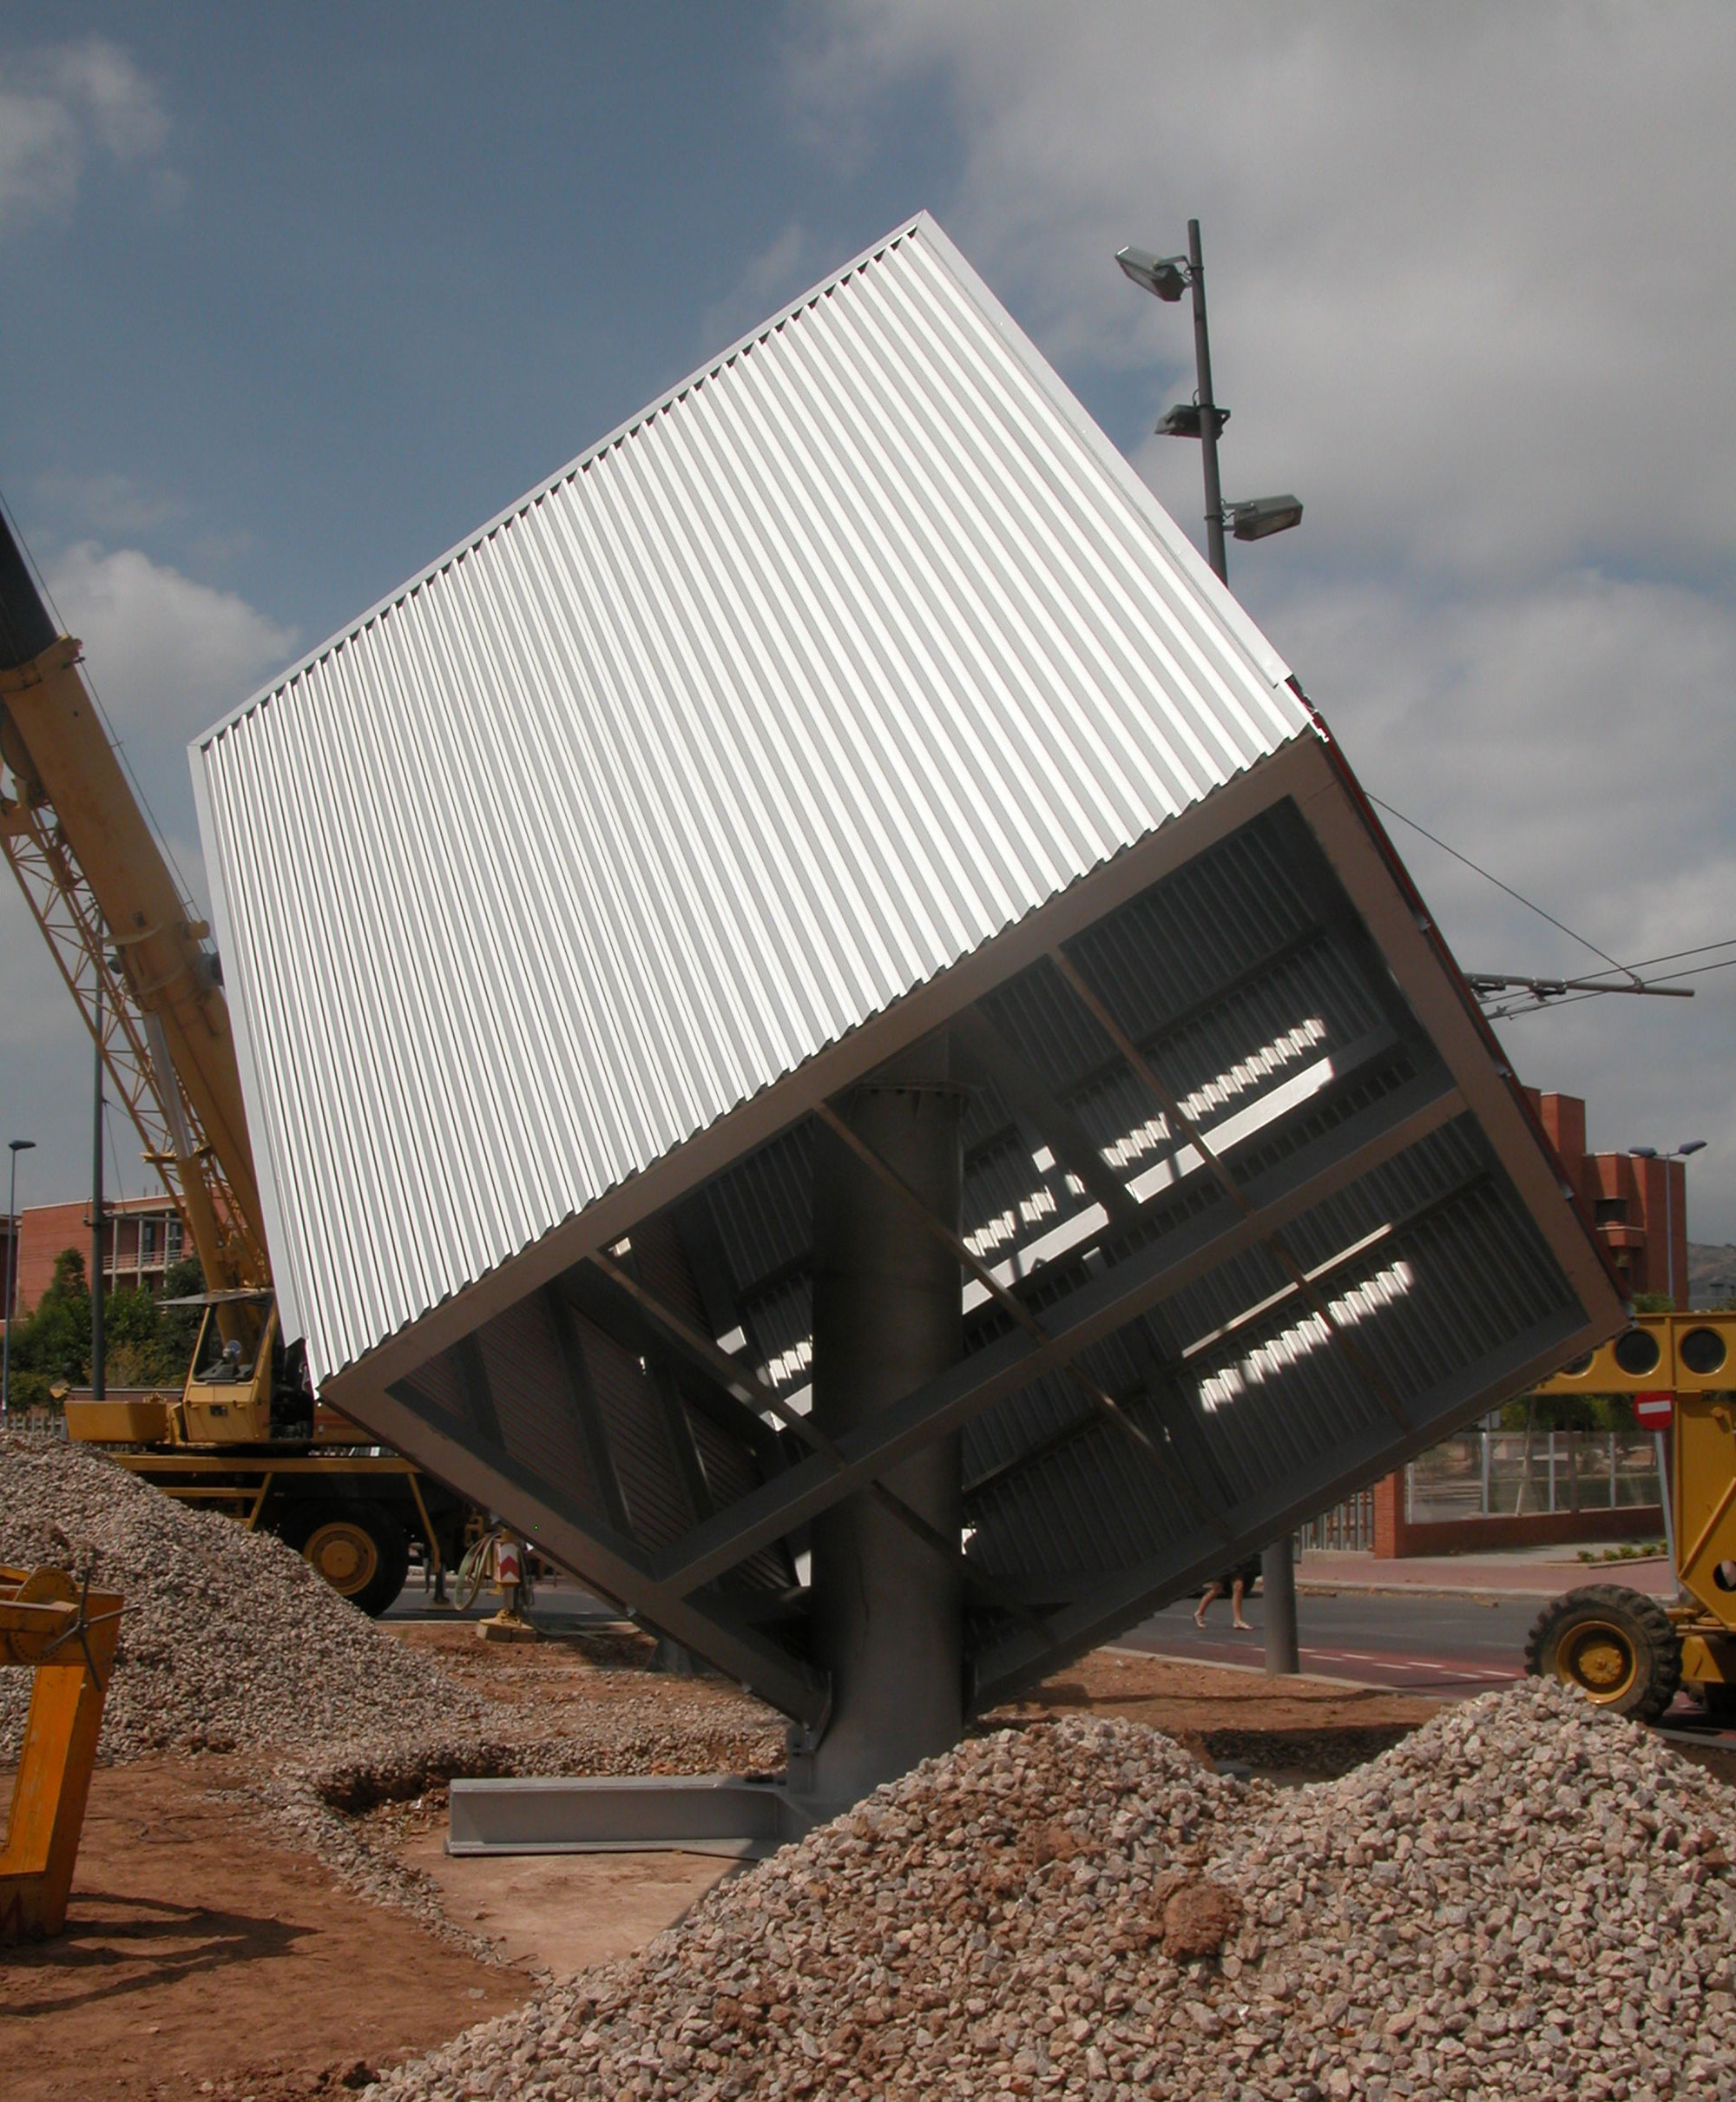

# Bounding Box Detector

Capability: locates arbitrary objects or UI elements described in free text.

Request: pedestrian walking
[1195,1558,1258,1631]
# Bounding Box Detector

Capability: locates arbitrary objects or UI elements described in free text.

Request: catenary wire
[1368,792,1638,985]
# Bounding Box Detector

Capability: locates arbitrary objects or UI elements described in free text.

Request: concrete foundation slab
[448,1775,818,1860]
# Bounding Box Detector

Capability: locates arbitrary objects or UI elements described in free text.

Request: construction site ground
[5,1613,1726,2102]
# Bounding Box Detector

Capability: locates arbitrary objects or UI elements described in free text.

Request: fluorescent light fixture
[1226,495,1304,542]
[1115,246,1188,301]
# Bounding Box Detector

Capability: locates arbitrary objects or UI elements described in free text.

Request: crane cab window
[190,1295,274,1385]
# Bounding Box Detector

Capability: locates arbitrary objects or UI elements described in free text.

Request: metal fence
[1405,1430,1660,1522]
[1300,1488,1377,1552]
[0,1407,67,1439]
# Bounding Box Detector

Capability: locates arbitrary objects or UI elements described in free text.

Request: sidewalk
[1298,1545,1674,1599]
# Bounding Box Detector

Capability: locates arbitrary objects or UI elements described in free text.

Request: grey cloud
[796,1,1736,1233]
[800,2,1736,583]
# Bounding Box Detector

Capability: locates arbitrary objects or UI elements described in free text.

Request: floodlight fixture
[1226,495,1305,543]
[1117,220,1302,584]
[1155,402,1229,440]
[1115,246,1189,301]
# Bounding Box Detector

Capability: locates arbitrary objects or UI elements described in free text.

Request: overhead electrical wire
[1366,790,1732,1022]
[1367,791,1637,985]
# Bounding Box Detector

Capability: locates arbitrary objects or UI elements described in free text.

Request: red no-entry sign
[1634,1392,1674,1431]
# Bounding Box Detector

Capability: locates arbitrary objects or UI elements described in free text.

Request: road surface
[1121,1588,1542,1696]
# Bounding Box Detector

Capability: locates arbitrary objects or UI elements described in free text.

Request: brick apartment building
[1527,1088,1691,1308]
[3,1190,186,1323]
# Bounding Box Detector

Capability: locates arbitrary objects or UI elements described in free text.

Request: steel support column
[797,1037,964,1808]
[1261,1538,1299,1675]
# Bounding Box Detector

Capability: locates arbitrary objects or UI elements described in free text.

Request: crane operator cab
[178,1289,315,1446]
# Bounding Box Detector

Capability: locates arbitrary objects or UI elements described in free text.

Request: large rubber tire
[1525,1585,1680,1722]
[287,1501,410,1618]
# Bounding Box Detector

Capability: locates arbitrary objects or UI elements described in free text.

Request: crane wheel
[289,1503,411,1618]
[1524,1584,1681,1723]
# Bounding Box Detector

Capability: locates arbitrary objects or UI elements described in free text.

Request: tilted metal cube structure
[194,216,1622,1792]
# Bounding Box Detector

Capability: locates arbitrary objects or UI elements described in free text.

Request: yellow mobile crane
[1526,1309,1736,1721]
[0,518,466,1611]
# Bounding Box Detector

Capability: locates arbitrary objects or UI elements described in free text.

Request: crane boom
[0,517,266,1291]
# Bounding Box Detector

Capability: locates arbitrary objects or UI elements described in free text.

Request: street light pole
[92,972,106,1400]
[1186,220,1228,585]
[1115,221,1300,584]
[3,1137,36,1419]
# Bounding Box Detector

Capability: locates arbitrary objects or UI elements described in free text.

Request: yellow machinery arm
[0,518,266,1290]
[0,1565,123,1941]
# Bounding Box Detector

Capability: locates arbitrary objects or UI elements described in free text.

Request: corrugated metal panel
[194,214,1309,1387]
[187,214,1624,1734]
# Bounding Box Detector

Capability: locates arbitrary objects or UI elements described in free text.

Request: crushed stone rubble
[0,1432,476,1763]
[366,1681,1736,2102]
[0,1432,780,1951]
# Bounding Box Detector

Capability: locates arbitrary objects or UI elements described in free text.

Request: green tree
[7,1242,212,1405]
[155,1255,207,1377]
[10,1248,93,1405]
[1499,1391,1635,1431]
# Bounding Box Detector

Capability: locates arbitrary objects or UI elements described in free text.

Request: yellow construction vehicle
[0,1565,122,1941]
[1525,1309,1736,1721]
[0,519,469,1612]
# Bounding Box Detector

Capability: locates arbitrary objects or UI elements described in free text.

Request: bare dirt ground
[0,1619,1621,2101]
[1,1756,528,2102]
[997,1645,1443,1778]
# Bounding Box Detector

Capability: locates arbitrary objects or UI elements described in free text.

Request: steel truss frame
[335,741,1623,1727]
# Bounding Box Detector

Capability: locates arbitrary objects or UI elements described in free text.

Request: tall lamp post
[1628,1139,1706,1585]
[3,1137,36,1420]
[1121,222,1303,1671]
[92,972,106,1401]
[1116,219,1303,586]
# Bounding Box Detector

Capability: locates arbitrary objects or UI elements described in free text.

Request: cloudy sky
[2,4,1733,1243]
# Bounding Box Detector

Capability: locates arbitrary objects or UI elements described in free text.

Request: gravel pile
[366,1680,1736,2102]
[0,1431,784,1953]
[0,1433,479,1762]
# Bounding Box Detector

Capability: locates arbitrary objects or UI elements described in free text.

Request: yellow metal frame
[1535,1309,1736,1397]
[102,1450,444,1576]
[1539,1312,1736,1651]
[0,1565,123,1942]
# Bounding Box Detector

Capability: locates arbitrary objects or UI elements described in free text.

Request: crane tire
[290,1500,411,1618]
[1524,1584,1680,1723]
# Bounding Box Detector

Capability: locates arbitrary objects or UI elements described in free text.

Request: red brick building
[3,1191,186,1321]
[1527,1089,1691,1309]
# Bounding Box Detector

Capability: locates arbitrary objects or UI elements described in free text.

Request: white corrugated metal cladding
[193,214,1313,1386]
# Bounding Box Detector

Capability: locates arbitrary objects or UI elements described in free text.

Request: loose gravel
[0,1430,781,1954]
[366,1680,1736,2102]
[0,1433,475,1763]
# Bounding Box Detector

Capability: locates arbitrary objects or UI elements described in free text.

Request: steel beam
[802,1051,965,1804]
[970,1293,1589,1711]
[652,1077,1463,1597]
[363,1374,832,1724]
[541,1284,633,1536]
[1049,944,1414,1430]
